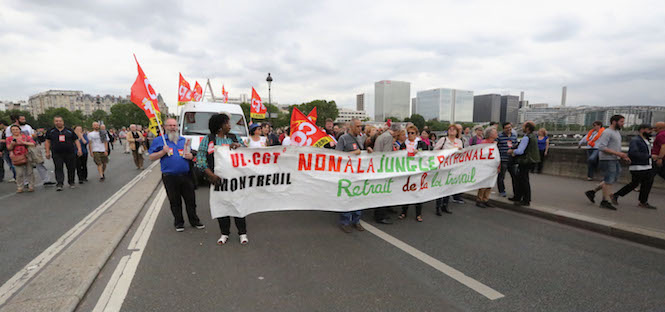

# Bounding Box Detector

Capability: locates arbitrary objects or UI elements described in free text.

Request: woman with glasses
[399,125,429,221]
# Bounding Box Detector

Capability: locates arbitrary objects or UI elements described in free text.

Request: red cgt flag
[193,81,203,102]
[250,87,266,119]
[306,106,317,124]
[130,55,162,136]
[290,107,333,147]
[222,85,229,103]
[178,73,193,106]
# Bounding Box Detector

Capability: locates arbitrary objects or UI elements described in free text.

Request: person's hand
[207,172,221,185]
[104,151,108,157]
[230,143,241,150]
[367,147,374,153]
[657,159,663,167]
[352,149,361,155]
[544,151,548,156]
[77,150,83,157]
[183,152,193,160]
[45,151,51,159]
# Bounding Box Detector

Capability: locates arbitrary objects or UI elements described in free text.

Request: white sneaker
[8,178,15,183]
[239,234,248,245]
[217,235,229,245]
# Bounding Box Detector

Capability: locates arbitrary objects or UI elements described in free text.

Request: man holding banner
[336,119,368,233]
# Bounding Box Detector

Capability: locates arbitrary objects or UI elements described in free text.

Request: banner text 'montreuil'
[297,147,496,174]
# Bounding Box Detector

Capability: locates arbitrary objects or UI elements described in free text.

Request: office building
[356,93,366,111]
[411,98,417,116]
[501,95,520,125]
[374,80,410,121]
[416,88,473,123]
[519,105,665,127]
[473,94,501,123]
[335,108,368,123]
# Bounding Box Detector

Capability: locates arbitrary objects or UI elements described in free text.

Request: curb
[1,163,163,312]
[461,193,665,250]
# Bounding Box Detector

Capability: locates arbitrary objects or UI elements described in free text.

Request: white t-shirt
[282,136,292,146]
[87,131,107,152]
[5,124,34,137]
[248,136,267,148]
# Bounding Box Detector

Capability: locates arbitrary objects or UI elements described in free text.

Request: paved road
[0,145,153,287]
[79,187,665,312]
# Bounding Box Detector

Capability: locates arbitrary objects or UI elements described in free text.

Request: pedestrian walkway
[489,173,665,233]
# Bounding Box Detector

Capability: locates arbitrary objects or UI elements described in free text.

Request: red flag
[290,107,333,147]
[178,73,193,106]
[193,81,203,102]
[250,87,266,119]
[222,85,229,103]
[306,107,317,124]
[130,55,162,136]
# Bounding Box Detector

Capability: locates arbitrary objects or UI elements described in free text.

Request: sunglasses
[408,132,416,134]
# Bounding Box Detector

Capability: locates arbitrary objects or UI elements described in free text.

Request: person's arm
[75,139,82,156]
[44,137,51,159]
[7,138,16,150]
[22,137,36,147]
[513,136,529,156]
[148,146,168,161]
[596,132,628,160]
[545,137,550,156]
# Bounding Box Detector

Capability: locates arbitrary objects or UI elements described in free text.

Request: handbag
[28,146,44,164]
[10,151,27,166]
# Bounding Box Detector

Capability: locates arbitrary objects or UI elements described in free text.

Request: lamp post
[266,73,273,121]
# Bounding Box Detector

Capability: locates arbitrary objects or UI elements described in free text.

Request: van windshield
[181,112,248,137]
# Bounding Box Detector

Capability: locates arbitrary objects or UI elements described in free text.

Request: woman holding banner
[433,125,463,215]
[399,125,430,222]
[197,113,249,245]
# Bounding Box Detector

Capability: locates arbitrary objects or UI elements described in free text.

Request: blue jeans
[340,210,361,225]
[2,152,16,180]
[586,149,599,178]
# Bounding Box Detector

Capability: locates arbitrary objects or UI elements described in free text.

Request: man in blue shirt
[496,122,517,197]
[149,118,205,232]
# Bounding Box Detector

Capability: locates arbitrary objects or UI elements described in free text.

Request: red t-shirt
[653,131,665,156]
[8,134,34,156]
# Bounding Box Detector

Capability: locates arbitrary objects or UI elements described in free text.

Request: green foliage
[0,109,36,127]
[240,102,283,126]
[404,114,425,130]
[425,119,450,131]
[108,101,150,129]
[89,110,109,125]
[36,108,86,129]
[384,116,401,122]
[250,99,339,129]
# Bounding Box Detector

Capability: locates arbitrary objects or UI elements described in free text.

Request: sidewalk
[469,173,665,248]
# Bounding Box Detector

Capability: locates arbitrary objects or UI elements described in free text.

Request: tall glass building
[374,80,411,121]
[416,88,474,123]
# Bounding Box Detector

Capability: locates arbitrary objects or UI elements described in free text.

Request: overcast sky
[1,0,664,115]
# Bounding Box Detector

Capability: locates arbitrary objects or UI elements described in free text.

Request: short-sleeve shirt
[196,135,246,170]
[46,127,78,154]
[5,124,34,138]
[596,128,622,160]
[7,134,34,156]
[653,131,665,156]
[497,132,517,162]
[149,136,190,175]
[87,131,107,153]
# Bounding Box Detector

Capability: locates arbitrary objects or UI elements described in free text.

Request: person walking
[476,127,499,208]
[0,120,16,183]
[610,124,656,209]
[469,125,484,146]
[126,124,145,170]
[533,128,550,173]
[584,115,630,210]
[372,123,402,224]
[45,116,82,191]
[509,122,541,206]
[496,122,517,197]
[247,124,266,147]
[579,121,605,180]
[150,118,205,232]
[74,125,89,184]
[261,122,280,146]
[336,118,368,232]
[433,124,463,214]
[7,125,36,193]
[399,125,429,222]
[652,121,665,181]
[197,113,248,245]
[88,122,109,181]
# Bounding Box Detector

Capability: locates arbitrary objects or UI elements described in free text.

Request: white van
[178,101,249,152]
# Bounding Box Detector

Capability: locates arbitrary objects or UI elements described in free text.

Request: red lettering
[488,148,495,159]
[329,155,341,172]
[402,176,416,192]
[231,154,240,167]
[272,152,281,163]
[480,148,487,160]
[464,151,472,162]
[262,153,271,164]
[367,158,375,173]
[240,154,248,166]
[298,154,312,170]
[356,158,364,173]
[472,149,479,161]
[420,172,429,189]
[344,157,354,173]
[252,152,261,165]
[315,154,326,171]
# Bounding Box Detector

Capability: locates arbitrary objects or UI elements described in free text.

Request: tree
[406,114,425,130]
[108,101,150,129]
[240,102,282,126]
[36,108,85,129]
[0,109,36,127]
[385,116,401,122]
[89,109,109,125]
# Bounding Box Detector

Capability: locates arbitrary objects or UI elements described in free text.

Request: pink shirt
[653,131,665,156]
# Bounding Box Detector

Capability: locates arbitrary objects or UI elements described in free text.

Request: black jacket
[627,135,651,167]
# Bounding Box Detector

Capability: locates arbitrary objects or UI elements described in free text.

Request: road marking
[93,187,166,312]
[361,221,505,300]
[0,161,159,307]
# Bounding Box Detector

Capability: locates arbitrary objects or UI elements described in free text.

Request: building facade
[519,105,665,127]
[416,88,473,123]
[473,94,501,123]
[335,108,368,123]
[374,80,410,121]
[29,90,125,117]
[501,95,520,125]
[356,93,366,111]
[411,98,417,116]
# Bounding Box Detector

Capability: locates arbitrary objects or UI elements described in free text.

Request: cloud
[1,0,664,115]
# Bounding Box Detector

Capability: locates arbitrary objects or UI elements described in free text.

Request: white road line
[93,187,166,312]
[0,162,158,307]
[360,221,505,300]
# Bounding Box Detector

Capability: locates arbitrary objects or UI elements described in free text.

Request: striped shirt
[497,131,517,162]
[196,135,246,170]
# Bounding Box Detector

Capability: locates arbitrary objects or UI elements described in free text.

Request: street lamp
[266,73,273,121]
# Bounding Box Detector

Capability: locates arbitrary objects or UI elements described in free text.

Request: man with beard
[584,115,631,210]
[149,118,205,232]
[87,122,109,181]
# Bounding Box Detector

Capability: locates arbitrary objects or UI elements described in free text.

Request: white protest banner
[210,144,500,218]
